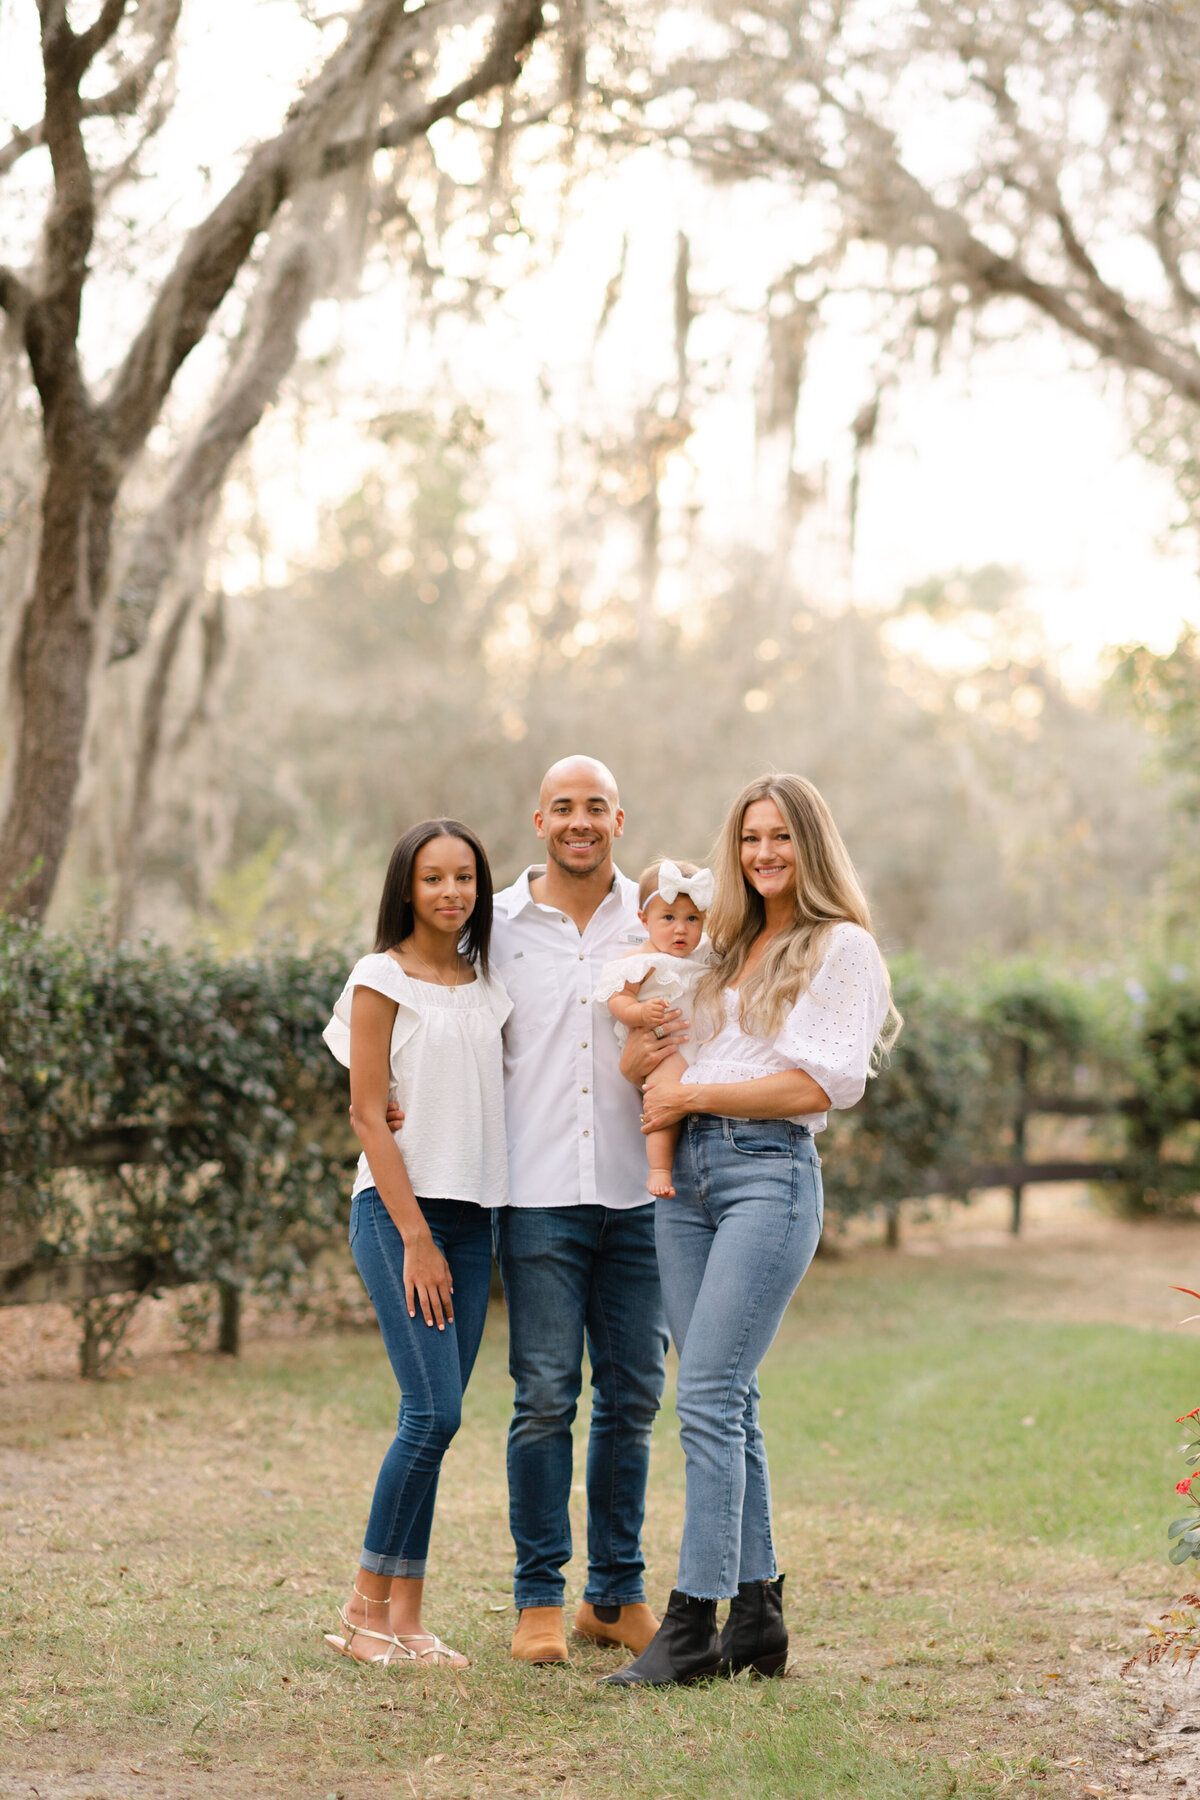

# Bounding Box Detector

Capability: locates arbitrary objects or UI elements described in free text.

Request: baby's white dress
[593,948,712,1067]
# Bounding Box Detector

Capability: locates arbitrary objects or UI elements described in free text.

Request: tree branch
[845,142,1200,406]
[108,232,321,662]
[100,0,544,469]
[1,0,183,178]
[322,0,544,169]
[0,266,34,333]
[30,2,99,409]
[1152,133,1200,322]
[699,86,1200,413]
[0,122,44,178]
[74,0,131,73]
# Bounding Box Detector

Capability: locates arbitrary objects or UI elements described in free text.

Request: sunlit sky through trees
[1,0,1196,693]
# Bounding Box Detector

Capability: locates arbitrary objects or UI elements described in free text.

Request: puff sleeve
[772,925,891,1111]
[593,953,657,1008]
[322,955,422,1069]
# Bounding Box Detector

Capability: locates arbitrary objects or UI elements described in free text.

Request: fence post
[79,1306,103,1379]
[217,1281,241,1356]
[1010,1040,1030,1236]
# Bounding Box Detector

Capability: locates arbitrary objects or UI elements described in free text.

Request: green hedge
[2,923,1198,1356]
[0,918,353,1290]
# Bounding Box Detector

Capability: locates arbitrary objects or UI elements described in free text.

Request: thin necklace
[402,946,464,989]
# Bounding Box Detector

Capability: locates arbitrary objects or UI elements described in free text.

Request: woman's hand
[640,1081,696,1134]
[403,1233,454,1329]
[619,1014,688,1085]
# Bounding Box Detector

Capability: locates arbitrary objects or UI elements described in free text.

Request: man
[490,755,672,1665]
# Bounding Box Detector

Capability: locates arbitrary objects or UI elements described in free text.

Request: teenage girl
[322,819,511,1669]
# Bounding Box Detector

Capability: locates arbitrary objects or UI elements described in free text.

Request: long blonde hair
[695,773,901,1061]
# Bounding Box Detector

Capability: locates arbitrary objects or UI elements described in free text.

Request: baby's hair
[638,858,700,909]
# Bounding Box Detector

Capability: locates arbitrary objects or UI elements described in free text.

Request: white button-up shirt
[492,866,649,1209]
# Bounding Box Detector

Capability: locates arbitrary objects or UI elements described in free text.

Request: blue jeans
[350,1189,494,1577]
[494,1204,669,1609]
[655,1116,823,1599]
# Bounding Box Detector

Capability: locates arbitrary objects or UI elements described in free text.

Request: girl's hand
[640,1081,695,1134]
[641,997,671,1027]
[403,1234,454,1329]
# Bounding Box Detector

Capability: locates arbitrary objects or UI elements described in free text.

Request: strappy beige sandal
[392,1629,469,1669]
[324,1587,419,1668]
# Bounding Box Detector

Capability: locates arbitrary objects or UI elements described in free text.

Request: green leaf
[1169,1516,1197,1539]
[1170,1539,1195,1564]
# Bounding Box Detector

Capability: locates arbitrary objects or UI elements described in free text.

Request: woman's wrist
[685,1083,711,1115]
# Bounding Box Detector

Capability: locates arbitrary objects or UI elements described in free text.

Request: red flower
[1178,1476,1196,1495]
[1177,1409,1200,1424]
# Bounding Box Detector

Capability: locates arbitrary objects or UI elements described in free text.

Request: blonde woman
[605,775,898,1689]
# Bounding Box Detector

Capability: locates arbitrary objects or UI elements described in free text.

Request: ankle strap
[354,1584,391,1607]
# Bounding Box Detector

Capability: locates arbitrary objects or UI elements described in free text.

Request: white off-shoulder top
[323,953,513,1206]
[681,922,891,1132]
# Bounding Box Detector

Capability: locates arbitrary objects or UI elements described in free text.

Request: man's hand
[348,1101,406,1137]
[619,1012,688,1086]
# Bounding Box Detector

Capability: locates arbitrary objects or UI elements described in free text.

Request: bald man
[490,757,671,1666]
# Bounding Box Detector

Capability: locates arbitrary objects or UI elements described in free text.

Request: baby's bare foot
[646,1171,675,1198]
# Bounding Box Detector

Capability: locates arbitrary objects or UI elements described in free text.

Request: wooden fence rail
[0,1089,1170,1354]
[0,1112,355,1369]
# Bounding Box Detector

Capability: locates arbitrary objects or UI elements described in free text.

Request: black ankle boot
[598,1590,721,1688]
[717,1574,788,1677]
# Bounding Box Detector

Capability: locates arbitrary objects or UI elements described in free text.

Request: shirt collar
[497,864,635,918]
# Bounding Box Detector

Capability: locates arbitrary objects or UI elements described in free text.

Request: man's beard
[546,835,610,878]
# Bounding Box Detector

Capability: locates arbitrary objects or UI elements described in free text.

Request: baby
[595,858,713,1197]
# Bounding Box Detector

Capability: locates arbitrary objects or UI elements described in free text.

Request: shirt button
[582,1085,589,1093]
[578,953,585,961]
[560,916,567,924]
[580,996,588,1004]
[580,1040,588,1049]
[583,1129,590,1137]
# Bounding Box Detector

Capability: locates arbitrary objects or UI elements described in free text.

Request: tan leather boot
[511,1606,568,1664]
[573,1600,660,1654]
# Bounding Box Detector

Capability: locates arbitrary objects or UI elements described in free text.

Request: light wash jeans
[494,1203,668,1609]
[655,1115,823,1600]
[350,1188,494,1577]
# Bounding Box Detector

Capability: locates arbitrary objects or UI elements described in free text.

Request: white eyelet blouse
[680,922,892,1132]
[323,953,513,1205]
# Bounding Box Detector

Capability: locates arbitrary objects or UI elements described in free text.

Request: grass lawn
[2,1225,1199,1799]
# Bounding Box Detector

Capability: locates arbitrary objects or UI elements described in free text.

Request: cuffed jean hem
[359,1549,428,1578]
[516,1585,648,1609]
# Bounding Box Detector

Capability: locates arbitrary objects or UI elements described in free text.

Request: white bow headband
[646,859,714,912]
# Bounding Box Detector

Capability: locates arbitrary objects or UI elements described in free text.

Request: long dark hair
[374,819,494,978]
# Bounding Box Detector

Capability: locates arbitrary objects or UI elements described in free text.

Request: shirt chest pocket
[497,955,568,1048]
